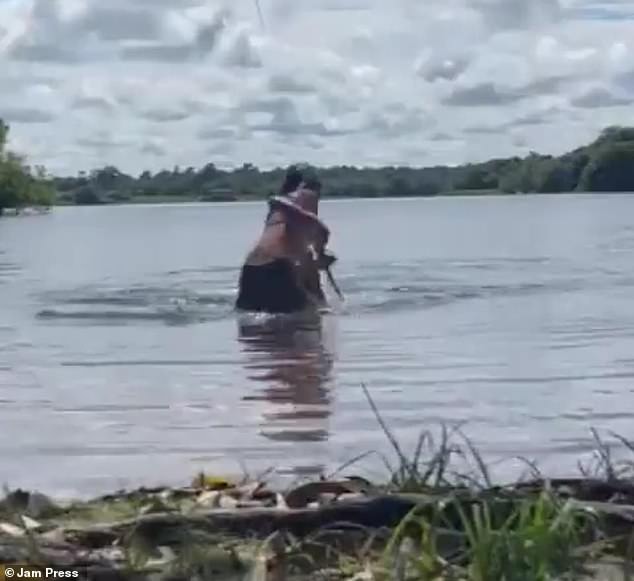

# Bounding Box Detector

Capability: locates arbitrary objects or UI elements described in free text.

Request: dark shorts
[235,259,309,314]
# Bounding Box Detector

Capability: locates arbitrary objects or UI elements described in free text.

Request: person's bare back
[235,173,333,314]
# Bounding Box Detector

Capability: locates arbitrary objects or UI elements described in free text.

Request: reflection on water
[6,197,634,495]
[237,313,336,448]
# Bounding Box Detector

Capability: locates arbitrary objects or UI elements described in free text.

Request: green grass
[3,384,634,580]
[343,383,634,580]
[374,490,598,580]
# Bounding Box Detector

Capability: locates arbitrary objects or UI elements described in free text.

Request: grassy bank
[2,388,634,580]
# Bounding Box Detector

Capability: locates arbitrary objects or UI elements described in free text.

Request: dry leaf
[0,522,25,537]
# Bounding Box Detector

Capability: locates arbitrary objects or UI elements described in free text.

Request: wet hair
[265,165,321,223]
[280,165,304,194]
[265,166,302,223]
[301,175,322,194]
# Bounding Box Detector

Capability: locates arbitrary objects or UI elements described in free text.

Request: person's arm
[293,214,332,269]
[312,222,329,255]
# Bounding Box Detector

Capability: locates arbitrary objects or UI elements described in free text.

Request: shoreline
[4,189,634,215]
[2,425,633,580]
[28,188,634,212]
[2,380,634,578]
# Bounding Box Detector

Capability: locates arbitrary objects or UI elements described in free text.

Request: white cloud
[1,0,633,174]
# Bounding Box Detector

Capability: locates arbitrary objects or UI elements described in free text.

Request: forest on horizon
[3,122,634,212]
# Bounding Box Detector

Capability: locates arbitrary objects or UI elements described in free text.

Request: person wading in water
[235,166,336,314]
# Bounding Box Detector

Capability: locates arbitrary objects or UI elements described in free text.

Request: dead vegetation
[2,385,634,580]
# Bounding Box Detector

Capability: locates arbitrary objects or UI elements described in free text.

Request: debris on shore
[4,397,634,580]
[2,469,634,580]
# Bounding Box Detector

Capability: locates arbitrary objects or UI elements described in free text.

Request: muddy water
[2,194,634,496]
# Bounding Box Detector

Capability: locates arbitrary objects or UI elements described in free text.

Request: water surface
[2,195,634,496]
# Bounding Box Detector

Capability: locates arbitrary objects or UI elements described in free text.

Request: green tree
[74,184,103,205]
[578,142,634,192]
[10,123,634,207]
[0,120,8,154]
[0,153,31,212]
[0,119,56,213]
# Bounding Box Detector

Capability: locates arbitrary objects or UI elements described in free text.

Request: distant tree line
[3,121,634,213]
[0,120,55,215]
[454,126,634,194]
[53,126,634,205]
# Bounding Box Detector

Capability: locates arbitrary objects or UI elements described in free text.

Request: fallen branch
[62,492,634,550]
[65,495,423,549]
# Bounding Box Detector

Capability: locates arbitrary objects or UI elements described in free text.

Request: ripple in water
[6,196,634,496]
[0,258,21,283]
[32,268,600,327]
[35,284,236,326]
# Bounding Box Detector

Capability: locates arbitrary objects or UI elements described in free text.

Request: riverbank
[6,188,634,214]
[45,188,634,209]
[3,414,634,580]
[2,473,633,580]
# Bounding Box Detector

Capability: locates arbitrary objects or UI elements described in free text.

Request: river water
[2,194,634,497]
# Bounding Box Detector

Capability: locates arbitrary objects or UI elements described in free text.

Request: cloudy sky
[0,0,633,175]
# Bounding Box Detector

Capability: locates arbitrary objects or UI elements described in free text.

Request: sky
[0,0,633,176]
